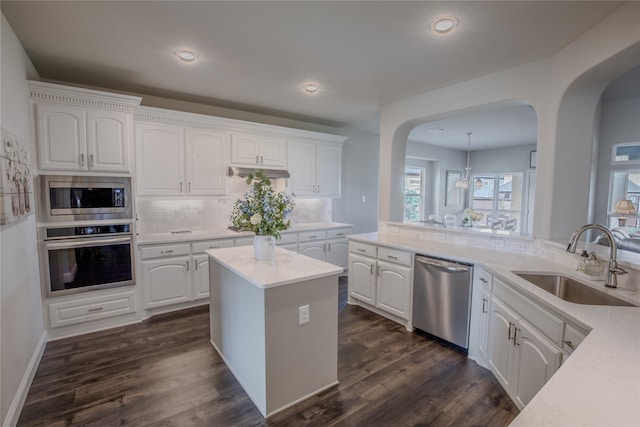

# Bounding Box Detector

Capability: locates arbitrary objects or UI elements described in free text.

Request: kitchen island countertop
[206,246,343,289]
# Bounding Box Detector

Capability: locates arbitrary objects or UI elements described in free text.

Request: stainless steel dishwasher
[412,255,473,349]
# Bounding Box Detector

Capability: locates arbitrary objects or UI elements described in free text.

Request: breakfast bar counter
[206,246,342,418]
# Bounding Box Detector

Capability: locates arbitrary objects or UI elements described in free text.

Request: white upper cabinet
[135,123,228,196]
[36,103,86,171]
[86,109,132,173]
[29,81,140,174]
[185,128,227,196]
[230,133,286,168]
[288,141,316,194]
[289,140,342,198]
[135,123,185,196]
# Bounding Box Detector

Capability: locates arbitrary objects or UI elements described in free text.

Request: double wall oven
[39,176,134,297]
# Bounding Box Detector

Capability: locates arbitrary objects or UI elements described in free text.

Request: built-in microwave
[39,175,132,222]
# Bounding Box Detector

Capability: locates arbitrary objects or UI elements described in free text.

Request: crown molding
[28,81,141,112]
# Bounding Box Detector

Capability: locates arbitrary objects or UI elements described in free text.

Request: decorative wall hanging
[0,128,34,225]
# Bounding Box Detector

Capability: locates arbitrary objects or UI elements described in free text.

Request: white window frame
[611,142,640,165]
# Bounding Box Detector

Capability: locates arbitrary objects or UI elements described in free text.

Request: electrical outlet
[299,305,309,325]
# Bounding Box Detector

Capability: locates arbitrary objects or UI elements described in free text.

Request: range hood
[228,167,290,179]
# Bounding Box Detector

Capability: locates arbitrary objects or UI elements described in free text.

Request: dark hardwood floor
[18,278,518,426]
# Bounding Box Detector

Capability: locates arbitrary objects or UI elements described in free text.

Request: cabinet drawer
[378,247,413,267]
[49,290,136,328]
[277,232,298,245]
[327,228,350,239]
[475,269,493,291]
[563,323,587,354]
[493,278,564,345]
[298,231,326,242]
[192,239,234,253]
[140,244,190,260]
[349,241,377,257]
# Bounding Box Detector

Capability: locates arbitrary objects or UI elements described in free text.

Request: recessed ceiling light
[176,49,198,63]
[432,17,457,34]
[303,82,319,94]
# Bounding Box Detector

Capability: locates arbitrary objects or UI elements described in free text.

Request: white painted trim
[266,380,339,418]
[134,106,347,144]
[2,331,47,427]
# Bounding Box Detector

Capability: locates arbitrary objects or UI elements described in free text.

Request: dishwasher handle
[415,256,470,273]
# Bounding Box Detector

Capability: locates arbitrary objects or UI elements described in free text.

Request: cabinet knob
[88,307,103,313]
[160,250,174,254]
[561,339,575,350]
[90,154,94,167]
[80,153,85,166]
[480,277,488,284]
[482,298,488,313]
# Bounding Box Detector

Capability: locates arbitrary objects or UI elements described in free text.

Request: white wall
[594,96,640,225]
[0,13,44,426]
[378,2,640,240]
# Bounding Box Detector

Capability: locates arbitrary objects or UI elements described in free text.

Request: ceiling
[1,1,625,142]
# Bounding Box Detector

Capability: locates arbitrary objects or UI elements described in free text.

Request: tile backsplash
[136,178,332,234]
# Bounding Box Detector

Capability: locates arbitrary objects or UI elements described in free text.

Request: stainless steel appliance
[40,175,131,222]
[413,255,473,349]
[41,223,134,296]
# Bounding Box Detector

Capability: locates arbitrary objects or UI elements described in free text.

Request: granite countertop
[349,232,640,427]
[136,222,353,245]
[206,246,343,289]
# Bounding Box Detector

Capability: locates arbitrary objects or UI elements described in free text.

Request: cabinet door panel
[288,141,316,195]
[37,103,86,171]
[135,124,184,196]
[316,143,341,197]
[142,257,190,308]
[512,321,561,408]
[298,241,325,261]
[230,134,259,165]
[185,129,227,195]
[348,253,376,304]
[326,239,348,268]
[478,286,492,361]
[376,260,411,319]
[487,297,517,392]
[87,109,129,172]
[259,138,286,167]
[193,254,210,300]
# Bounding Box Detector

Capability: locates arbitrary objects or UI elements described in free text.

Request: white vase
[253,235,276,261]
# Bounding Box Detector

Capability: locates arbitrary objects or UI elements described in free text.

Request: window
[404,167,423,222]
[471,173,524,231]
[612,142,640,163]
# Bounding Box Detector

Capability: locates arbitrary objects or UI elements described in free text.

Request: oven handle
[45,236,132,250]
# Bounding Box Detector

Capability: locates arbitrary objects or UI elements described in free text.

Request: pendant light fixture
[455,132,473,189]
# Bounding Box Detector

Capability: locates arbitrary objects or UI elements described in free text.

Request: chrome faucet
[566,224,627,288]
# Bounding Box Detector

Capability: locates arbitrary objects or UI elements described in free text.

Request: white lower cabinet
[297,228,351,268]
[469,268,493,365]
[347,241,413,328]
[376,259,412,319]
[486,279,563,410]
[140,239,234,309]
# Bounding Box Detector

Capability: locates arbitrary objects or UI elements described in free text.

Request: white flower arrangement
[230,170,295,238]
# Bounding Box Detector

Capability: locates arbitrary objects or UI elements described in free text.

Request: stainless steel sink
[513,272,636,307]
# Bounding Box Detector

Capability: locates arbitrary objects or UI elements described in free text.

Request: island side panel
[264,274,339,416]
[209,260,267,415]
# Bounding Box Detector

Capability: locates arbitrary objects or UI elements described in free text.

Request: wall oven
[40,175,131,222]
[41,223,134,297]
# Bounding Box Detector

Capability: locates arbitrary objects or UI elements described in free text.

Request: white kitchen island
[206,246,343,418]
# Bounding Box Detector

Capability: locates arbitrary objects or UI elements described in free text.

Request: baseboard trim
[2,330,48,427]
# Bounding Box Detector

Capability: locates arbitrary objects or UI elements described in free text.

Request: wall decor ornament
[0,128,33,225]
